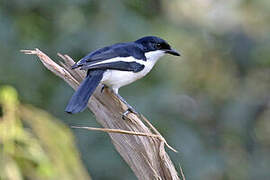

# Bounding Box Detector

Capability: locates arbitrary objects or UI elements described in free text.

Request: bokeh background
[1,0,270,179]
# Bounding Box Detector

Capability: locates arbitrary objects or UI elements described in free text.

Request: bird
[65,36,180,117]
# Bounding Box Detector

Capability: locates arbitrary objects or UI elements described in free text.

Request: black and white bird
[65,36,180,116]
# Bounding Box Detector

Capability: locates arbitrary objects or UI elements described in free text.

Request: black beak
[165,49,181,56]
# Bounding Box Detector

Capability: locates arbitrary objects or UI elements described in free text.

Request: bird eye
[156,43,162,49]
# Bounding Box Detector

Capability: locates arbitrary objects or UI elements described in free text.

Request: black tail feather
[65,70,104,114]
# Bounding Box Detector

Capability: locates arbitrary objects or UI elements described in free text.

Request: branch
[21,49,180,180]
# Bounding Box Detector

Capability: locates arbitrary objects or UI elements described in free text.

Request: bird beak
[165,49,181,56]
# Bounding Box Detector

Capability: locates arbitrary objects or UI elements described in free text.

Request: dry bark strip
[21,49,180,180]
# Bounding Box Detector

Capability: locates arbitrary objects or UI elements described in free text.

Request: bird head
[135,36,180,56]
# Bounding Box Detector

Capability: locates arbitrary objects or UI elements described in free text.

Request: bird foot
[122,107,140,120]
[101,88,140,120]
[100,84,107,93]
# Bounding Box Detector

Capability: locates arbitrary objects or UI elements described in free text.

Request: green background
[1,0,270,179]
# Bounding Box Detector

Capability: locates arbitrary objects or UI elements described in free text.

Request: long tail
[65,70,104,114]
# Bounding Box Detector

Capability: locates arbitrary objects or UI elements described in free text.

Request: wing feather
[72,42,146,69]
[80,61,145,73]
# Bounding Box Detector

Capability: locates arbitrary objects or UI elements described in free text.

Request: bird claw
[122,107,139,120]
[101,84,106,93]
[122,110,130,120]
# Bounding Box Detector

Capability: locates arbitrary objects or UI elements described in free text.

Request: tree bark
[21,49,180,180]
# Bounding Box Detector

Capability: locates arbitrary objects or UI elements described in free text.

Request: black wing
[80,61,145,73]
[72,42,146,69]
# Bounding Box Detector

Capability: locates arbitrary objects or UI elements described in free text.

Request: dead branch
[21,49,180,180]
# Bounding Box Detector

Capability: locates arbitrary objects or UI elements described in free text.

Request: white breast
[101,50,164,93]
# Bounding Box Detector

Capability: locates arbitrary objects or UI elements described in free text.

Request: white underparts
[101,50,165,93]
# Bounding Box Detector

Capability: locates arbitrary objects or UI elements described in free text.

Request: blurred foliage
[0,86,90,180]
[1,0,270,179]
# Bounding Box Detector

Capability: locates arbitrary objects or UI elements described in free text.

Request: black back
[72,36,172,69]
[72,42,146,69]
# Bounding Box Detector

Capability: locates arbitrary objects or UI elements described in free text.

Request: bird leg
[100,84,139,119]
[114,93,139,119]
